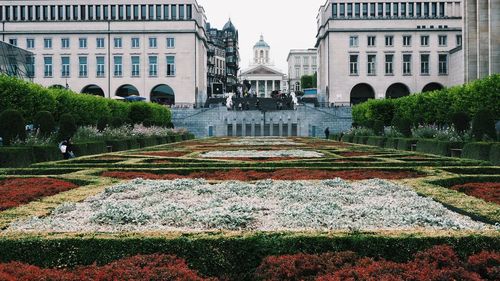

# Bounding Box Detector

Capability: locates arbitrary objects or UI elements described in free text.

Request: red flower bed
[256,246,500,281]
[0,254,214,281]
[0,178,78,211]
[336,151,373,157]
[139,151,189,157]
[102,169,422,181]
[449,182,500,204]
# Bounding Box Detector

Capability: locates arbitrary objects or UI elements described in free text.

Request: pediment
[241,66,284,76]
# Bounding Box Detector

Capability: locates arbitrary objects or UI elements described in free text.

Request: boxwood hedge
[416,139,464,157]
[462,142,493,162]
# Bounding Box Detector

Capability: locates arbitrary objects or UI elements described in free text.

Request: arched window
[350,83,375,105]
[150,84,175,106]
[115,84,139,97]
[81,84,105,97]
[386,83,410,99]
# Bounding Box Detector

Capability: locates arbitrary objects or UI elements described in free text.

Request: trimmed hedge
[490,143,500,165]
[0,234,497,281]
[353,75,500,126]
[0,75,171,126]
[0,147,34,168]
[366,136,386,147]
[384,138,399,149]
[32,146,61,162]
[105,140,130,152]
[397,138,418,151]
[462,142,493,162]
[343,135,354,143]
[138,137,158,148]
[416,139,464,157]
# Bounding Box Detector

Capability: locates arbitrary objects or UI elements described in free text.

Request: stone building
[240,35,286,97]
[287,48,318,92]
[0,0,208,106]
[316,0,464,106]
[463,0,500,82]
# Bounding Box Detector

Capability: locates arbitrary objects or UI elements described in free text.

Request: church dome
[254,35,270,48]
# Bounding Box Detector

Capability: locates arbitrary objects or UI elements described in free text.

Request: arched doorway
[422,83,444,93]
[150,84,175,105]
[350,83,375,105]
[115,84,139,97]
[386,83,411,99]
[49,84,65,89]
[81,85,105,97]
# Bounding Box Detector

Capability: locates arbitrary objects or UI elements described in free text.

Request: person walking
[324,127,330,140]
[59,138,75,160]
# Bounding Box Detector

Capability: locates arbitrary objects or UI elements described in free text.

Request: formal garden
[0,75,498,280]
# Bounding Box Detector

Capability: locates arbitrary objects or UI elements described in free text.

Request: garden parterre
[0,137,498,280]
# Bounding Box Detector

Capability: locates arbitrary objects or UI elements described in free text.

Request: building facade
[0,0,208,106]
[463,0,500,82]
[0,41,33,80]
[206,19,240,96]
[287,48,318,91]
[240,35,286,97]
[316,0,464,106]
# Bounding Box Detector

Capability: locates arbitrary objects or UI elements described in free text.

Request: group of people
[58,138,75,160]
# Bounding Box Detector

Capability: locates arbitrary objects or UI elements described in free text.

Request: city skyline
[201,0,325,73]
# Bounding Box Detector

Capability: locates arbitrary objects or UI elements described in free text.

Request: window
[44,57,53,77]
[347,3,353,17]
[456,35,462,46]
[131,37,140,48]
[171,5,177,19]
[385,54,394,75]
[8,38,17,46]
[421,35,429,46]
[362,3,368,17]
[312,56,317,66]
[349,55,358,75]
[431,2,437,17]
[103,5,109,19]
[166,37,175,48]
[439,2,445,17]
[96,56,105,77]
[166,56,176,76]
[416,2,422,17]
[61,56,70,77]
[354,3,360,17]
[114,37,122,48]
[133,5,139,19]
[393,3,399,17]
[96,38,105,48]
[26,38,35,49]
[131,56,140,77]
[403,35,412,46]
[377,3,383,17]
[401,3,407,17]
[163,5,169,19]
[44,38,52,49]
[114,56,123,77]
[118,5,124,19]
[111,5,116,19]
[156,5,162,19]
[61,38,70,49]
[96,5,101,20]
[349,36,359,47]
[403,54,412,75]
[186,4,192,19]
[367,54,376,75]
[27,56,35,77]
[295,67,300,79]
[332,3,338,18]
[149,37,157,48]
[339,3,345,17]
[79,38,87,49]
[385,3,391,17]
[438,54,448,75]
[370,3,376,17]
[385,36,394,46]
[409,2,414,17]
[149,56,158,76]
[420,54,430,75]
[368,36,376,47]
[424,2,429,17]
[303,56,309,65]
[179,5,185,19]
[438,35,447,46]
[79,56,88,77]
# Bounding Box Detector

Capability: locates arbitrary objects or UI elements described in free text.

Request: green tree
[0,109,26,145]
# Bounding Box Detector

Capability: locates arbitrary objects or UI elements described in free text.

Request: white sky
[200,0,326,73]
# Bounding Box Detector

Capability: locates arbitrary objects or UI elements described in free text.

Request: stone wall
[172,105,352,138]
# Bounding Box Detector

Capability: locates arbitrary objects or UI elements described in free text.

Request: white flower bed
[200,149,323,158]
[7,179,488,233]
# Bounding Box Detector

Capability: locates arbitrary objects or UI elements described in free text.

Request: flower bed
[227,139,301,146]
[449,182,500,204]
[0,178,78,211]
[139,151,189,158]
[102,169,423,181]
[8,179,488,232]
[200,150,323,158]
[0,254,213,281]
[256,245,499,281]
[336,151,373,157]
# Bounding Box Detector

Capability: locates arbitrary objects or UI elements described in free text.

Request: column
[264,80,268,97]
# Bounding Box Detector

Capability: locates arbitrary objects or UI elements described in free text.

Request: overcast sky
[200,0,326,73]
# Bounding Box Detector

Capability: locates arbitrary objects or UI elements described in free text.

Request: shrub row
[0,75,171,126]
[0,133,194,168]
[352,74,500,126]
[340,136,499,163]
[0,234,497,280]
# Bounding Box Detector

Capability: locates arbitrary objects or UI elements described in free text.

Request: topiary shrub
[129,103,153,125]
[110,116,125,128]
[0,109,26,145]
[34,111,55,137]
[58,113,77,140]
[451,112,471,134]
[471,109,496,141]
[371,119,385,136]
[97,117,108,132]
